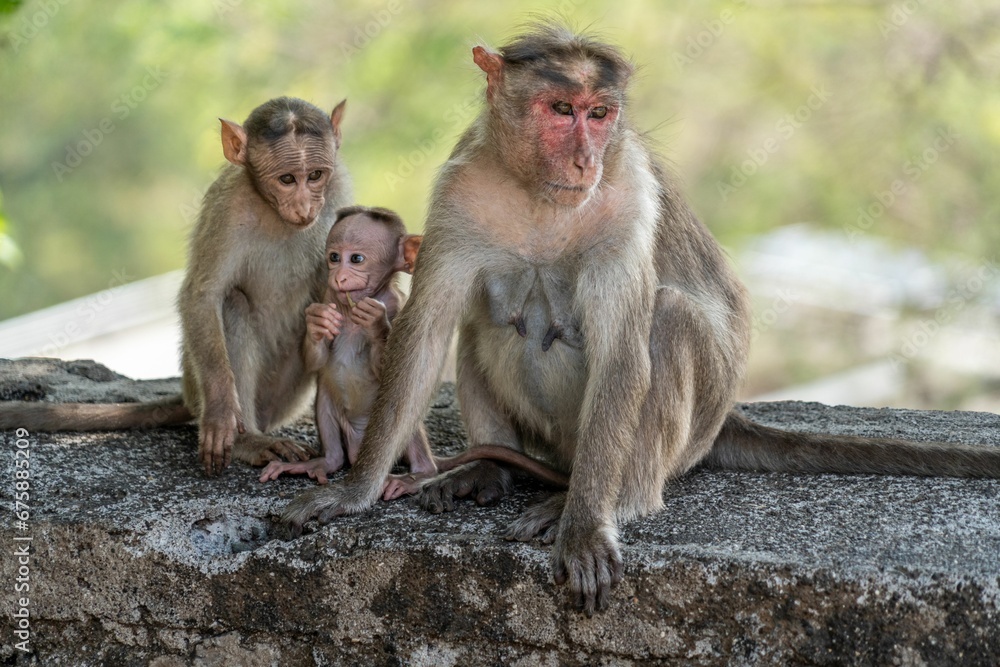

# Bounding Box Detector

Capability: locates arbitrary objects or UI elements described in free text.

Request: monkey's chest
[475,266,587,419]
[323,332,378,422]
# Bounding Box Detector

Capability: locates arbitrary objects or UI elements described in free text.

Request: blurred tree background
[1,0,998,407]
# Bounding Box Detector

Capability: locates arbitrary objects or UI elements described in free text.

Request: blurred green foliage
[0,188,23,269]
[0,0,998,320]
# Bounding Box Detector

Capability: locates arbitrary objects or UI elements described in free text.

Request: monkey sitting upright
[279,25,1000,616]
[259,205,570,494]
[257,206,434,486]
[0,97,353,476]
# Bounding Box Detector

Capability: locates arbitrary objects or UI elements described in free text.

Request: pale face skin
[259,212,432,487]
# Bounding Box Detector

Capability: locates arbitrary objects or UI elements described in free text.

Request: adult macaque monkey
[0,97,352,476]
[259,205,570,494]
[280,25,1000,615]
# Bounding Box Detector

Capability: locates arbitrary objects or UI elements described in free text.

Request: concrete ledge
[1,358,999,666]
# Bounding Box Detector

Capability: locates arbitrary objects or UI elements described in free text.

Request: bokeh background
[1,0,998,409]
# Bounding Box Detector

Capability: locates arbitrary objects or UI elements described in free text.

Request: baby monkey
[259,205,430,487]
[260,206,568,497]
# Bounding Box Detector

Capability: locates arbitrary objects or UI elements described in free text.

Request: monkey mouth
[337,289,361,308]
[545,181,588,192]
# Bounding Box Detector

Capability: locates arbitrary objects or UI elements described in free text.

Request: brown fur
[258,208,570,495]
[273,25,1000,615]
[0,97,352,477]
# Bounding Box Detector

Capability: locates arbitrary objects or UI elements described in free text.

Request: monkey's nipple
[509,314,527,338]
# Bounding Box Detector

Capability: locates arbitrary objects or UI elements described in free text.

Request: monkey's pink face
[530,92,618,207]
[325,233,393,307]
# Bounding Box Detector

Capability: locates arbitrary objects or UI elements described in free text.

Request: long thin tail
[436,445,570,489]
[705,410,1000,478]
[0,395,193,432]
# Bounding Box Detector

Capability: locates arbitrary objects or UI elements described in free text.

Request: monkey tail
[0,395,193,432]
[704,410,1000,478]
[437,445,570,489]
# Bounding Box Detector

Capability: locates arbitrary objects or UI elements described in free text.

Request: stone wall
[1,358,999,666]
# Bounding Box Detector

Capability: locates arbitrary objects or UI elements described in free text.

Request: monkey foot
[381,472,435,501]
[234,432,315,467]
[504,492,565,543]
[551,522,624,617]
[258,457,340,485]
[418,461,513,514]
[276,482,378,539]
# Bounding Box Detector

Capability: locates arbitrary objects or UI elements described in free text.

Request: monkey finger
[264,451,285,466]
[326,310,345,327]
[595,559,615,612]
[200,439,214,477]
[418,484,453,514]
[305,302,331,317]
[306,466,330,485]
[291,444,313,462]
[356,298,386,316]
[382,478,402,501]
[475,485,506,506]
[307,312,341,332]
[259,461,292,482]
[553,557,568,586]
[348,310,374,327]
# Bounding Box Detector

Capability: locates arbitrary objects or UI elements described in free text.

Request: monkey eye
[329,252,340,263]
[552,101,573,116]
[589,106,608,119]
[308,170,323,181]
[350,253,365,264]
[279,174,295,185]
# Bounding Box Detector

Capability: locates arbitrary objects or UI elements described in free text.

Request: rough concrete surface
[1,357,999,666]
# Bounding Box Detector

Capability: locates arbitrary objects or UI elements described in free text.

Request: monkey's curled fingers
[418,461,512,514]
[550,523,624,617]
[259,458,336,485]
[382,472,434,501]
[230,433,315,470]
[199,407,241,476]
[305,302,343,341]
[349,297,389,338]
[277,483,379,539]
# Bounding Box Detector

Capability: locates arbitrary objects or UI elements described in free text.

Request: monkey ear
[330,99,347,149]
[397,234,423,274]
[472,46,504,102]
[219,119,248,166]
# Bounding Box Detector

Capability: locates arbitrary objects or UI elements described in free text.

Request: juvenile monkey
[279,25,1000,616]
[0,97,352,476]
[259,205,569,495]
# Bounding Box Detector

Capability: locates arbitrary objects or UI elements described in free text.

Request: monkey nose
[574,150,595,171]
[294,204,314,224]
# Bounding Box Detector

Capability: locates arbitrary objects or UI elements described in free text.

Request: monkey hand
[305,302,342,341]
[350,297,390,339]
[276,481,378,539]
[199,404,244,476]
[550,521,624,617]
